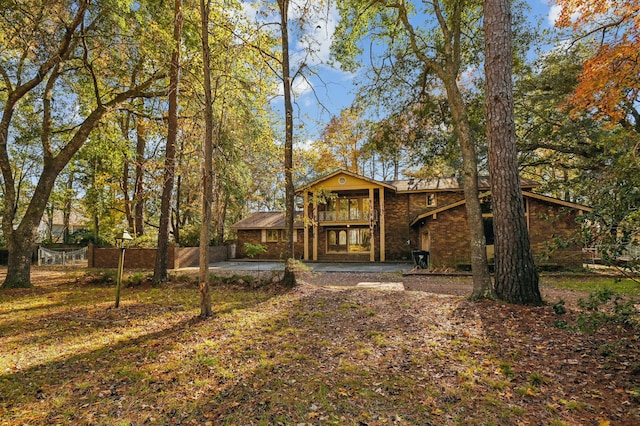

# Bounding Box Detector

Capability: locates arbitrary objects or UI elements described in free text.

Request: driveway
[208,261,413,273]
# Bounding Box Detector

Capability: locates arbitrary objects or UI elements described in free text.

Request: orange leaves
[555,0,640,30]
[554,0,640,122]
[569,40,640,122]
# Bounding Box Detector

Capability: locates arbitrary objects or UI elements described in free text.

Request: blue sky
[246,0,563,146]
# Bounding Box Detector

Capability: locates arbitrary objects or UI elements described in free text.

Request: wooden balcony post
[303,191,309,260]
[369,187,375,262]
[380,188,386,262]
[313,191,318,261]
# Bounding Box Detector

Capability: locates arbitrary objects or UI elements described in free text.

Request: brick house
[231,170,591,268]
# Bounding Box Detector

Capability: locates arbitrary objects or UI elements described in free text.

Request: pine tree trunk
[484,0,541,305]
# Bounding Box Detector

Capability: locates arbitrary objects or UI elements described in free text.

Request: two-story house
[231,170,591,268]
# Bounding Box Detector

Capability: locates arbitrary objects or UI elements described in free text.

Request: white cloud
[294,138,315,151]
[548,3,562,26]
[292,75,313,97]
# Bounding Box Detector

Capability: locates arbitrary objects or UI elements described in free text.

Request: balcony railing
[317,210,378,223]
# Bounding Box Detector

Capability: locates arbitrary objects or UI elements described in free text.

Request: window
[323,197,370,222]
[327,228,370,253]
[483,217,495,245]
[362,198,371,219]
[349,228,370,252]
[338,199,349,220]
[339,230,347,245]
[481,196,493,214]
[427,193,437,207]
[349,199,359,220]
[266,230,279,242]
[328,230,337,245]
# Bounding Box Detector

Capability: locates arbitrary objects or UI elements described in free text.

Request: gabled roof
[410,190,592,227]
[523,191,593,212]
[230,211,304,230]
[296,169,396,193]
[297,169,540,194]
[389,176,539,192]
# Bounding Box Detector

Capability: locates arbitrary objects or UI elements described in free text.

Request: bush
[244,243,267,258]
[575,287,639,333]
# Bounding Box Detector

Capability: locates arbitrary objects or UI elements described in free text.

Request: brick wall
[88,245,229,269]
[527,198,584,267]
[235,230,304,260]
[384,191,414,260]
[406,191,464,219]
[421,204,472,267]
[417,196,586,268]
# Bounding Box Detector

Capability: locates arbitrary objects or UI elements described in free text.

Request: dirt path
[300,271,590,308]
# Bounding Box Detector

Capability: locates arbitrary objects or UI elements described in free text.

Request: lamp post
[114,230,133,308]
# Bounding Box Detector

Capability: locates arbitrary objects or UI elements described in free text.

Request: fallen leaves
[0,271,639,425]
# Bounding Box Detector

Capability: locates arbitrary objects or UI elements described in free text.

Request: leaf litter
[0,269,638,425]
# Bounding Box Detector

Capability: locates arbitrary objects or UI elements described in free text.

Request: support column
[303,191,309,261]
[379,188,386,262]
[312,192,318,261]
[369,187,375,262]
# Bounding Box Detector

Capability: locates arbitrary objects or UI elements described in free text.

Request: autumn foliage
[555,0,640,123]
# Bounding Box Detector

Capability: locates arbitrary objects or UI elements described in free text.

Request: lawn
[0,268,638,425]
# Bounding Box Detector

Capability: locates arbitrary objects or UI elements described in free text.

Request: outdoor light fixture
[114,230,134,308]
[116,230,133,247]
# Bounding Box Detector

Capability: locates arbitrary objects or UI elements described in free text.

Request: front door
[421,231,430,251]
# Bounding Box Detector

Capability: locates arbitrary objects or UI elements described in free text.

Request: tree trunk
[3,230,36,289]
[153,0,182,285]
[121,112,135,232]
[134,117,146,236]
[63,170,74,243]
[199,0,213,317]
[484,0,541,305]
[442,77,495,300]
[279,0,297,287]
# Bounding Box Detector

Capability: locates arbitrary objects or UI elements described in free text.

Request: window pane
[348,228,370,252]
[483,217,494,245]
[339,199,349,220]
[339,230,347,245]
[350,199,359,220]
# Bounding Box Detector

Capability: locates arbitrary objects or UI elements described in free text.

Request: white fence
[38,246,88,266]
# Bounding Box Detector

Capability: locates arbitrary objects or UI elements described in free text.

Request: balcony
[317,209,378,224]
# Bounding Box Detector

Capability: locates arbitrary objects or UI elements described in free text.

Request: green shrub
[244,243,267,258]
[126,272,150,287]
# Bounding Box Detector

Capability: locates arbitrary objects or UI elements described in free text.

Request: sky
[246,0,563,147]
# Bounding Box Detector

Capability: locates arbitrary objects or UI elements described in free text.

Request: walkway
[208,261,413,273]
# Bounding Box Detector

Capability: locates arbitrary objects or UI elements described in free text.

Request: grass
[547,276,640,296]
[0,269,638,425]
